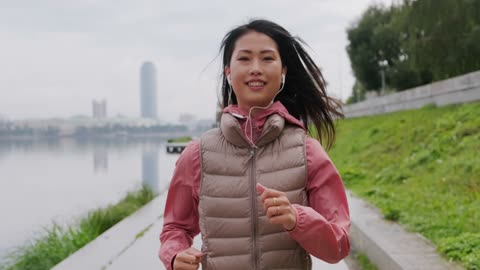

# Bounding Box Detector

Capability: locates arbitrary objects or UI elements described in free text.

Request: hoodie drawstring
[243,79,286,147]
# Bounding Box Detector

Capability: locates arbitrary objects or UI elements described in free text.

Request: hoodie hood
[223,101,305,131]
[222,101,305,147]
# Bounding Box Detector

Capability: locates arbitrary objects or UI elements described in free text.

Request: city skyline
[0,0,395,122]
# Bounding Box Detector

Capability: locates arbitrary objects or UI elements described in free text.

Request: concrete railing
[343,70,480,118]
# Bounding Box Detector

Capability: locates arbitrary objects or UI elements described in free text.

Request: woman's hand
[173,247,203,270]
[256,183,297,231]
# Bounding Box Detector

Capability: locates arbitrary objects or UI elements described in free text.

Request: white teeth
[248,81,265,86]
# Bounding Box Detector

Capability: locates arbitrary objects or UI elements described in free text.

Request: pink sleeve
[287,137,350,263]
[159,141,201,270]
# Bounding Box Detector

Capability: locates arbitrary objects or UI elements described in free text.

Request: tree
[345,0,480,103]
[346,80,367,104]
[347,4,406,93]
[404,0,480,80]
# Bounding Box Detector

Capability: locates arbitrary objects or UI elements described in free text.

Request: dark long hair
[219,19,344,149]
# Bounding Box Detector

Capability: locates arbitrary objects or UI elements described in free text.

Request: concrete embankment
[52,189,462,270]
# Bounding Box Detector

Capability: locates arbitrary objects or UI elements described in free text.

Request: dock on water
[165,142,189,154]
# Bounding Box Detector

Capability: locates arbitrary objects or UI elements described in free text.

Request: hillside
[330,102,480,269]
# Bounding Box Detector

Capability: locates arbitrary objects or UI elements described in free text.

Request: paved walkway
[52,192,350,270]
[107,218,349,270]
[52,188,462,270]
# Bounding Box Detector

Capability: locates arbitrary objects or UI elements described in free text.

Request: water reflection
[0,137,179,261]
[142,146,159,192]
[93,146,108,173]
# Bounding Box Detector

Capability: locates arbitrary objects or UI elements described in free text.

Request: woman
[160,19,350,270]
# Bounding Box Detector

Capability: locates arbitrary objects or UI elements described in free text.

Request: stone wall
[343,70,480,118]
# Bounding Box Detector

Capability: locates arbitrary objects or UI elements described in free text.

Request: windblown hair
[219,19,344,149]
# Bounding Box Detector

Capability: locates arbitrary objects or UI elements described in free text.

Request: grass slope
[330,102,480,270]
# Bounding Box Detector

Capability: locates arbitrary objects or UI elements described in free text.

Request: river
[0,138,180,262]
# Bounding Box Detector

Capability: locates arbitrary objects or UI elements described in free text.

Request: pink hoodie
[159,102,350,269]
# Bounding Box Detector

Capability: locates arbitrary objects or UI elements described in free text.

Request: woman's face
[225,31,286,111]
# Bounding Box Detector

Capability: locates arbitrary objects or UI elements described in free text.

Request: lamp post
[378,60,388,95]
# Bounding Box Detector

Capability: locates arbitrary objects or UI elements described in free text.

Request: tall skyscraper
[140,62,158,119]
[92,99,107,119]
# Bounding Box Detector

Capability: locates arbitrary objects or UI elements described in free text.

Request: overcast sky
[0,0,393,123]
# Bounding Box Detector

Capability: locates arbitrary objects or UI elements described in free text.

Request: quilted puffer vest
[198,113,311,270]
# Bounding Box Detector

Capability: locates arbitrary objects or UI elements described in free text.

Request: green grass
[329,102,480,270]
[356,253,378,270]
[1,186,155,270]
[135,224,154,239]
[167,136,192,143]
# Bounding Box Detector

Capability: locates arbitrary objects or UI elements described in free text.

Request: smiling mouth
[247,81,266,90]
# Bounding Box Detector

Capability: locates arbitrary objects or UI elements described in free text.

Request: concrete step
[347,192,462,270]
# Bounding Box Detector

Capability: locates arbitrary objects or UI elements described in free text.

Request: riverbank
[0,187,155,270]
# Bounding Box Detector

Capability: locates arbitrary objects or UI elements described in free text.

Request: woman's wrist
[284,206,297,231]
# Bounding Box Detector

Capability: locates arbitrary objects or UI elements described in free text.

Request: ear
[282,66,287,77]
[224,66,231,77]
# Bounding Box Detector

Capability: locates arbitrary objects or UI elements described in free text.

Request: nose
[249,59,263,76]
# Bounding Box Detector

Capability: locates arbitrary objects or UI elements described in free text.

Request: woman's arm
[287,137,350,263]
[159,141,201,270]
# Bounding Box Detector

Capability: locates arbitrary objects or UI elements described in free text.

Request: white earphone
[281,74,285,84]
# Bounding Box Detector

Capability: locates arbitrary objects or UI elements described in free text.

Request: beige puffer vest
[199,113,312,270]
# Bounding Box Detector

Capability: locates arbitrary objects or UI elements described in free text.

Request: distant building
[0,115,8,127]
[92,100,107,119]
[215,101,222,127]
[140,62,158,119]
[195,118,215,133]
[179,113,195,123]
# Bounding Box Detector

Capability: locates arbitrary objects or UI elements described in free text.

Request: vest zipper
[249,148,259,270]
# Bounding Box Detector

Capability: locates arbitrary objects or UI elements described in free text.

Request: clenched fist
[256,183,297,231]
[173,247,203,270]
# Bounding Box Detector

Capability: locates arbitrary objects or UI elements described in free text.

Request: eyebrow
[237,49,276,54]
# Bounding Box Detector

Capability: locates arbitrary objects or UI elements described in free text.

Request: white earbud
[282,74,285,84]
[227,75,231,84]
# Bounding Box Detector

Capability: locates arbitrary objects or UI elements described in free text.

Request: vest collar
[220,113,285,148]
